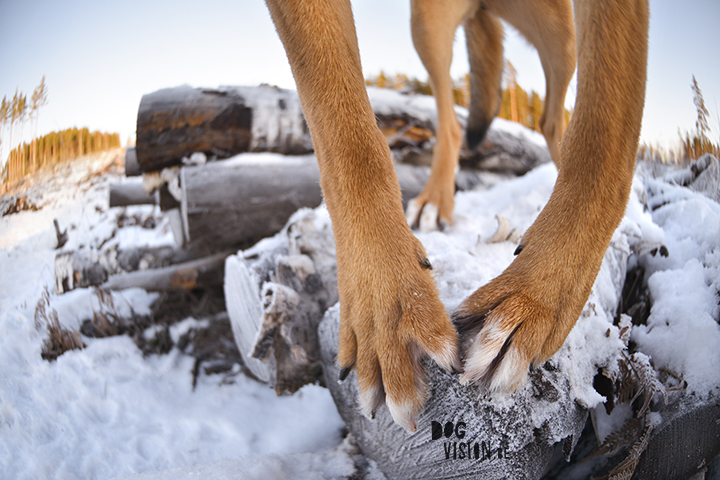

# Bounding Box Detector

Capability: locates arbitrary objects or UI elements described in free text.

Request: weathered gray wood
[224,208,338,392]
[179,156,323,250]
[634,394,720,480]
[177,157,491,251]
[101,252,227,291]
[109,180,156,207]
[124,147,141,177]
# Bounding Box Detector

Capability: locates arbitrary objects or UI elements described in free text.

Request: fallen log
[176,156,492,251]
[100,252,227,291]
[179,155,322,251]
[135,85,312,172]
[55,246,220,294]
[109,179,156,207]
[134,85,550,175]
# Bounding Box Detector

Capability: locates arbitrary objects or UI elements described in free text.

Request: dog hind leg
[405,0,476,231]
[464,5,505,152]
[488,0,576,167]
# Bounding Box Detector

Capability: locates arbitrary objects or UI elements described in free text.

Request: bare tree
[31,76,49,169]
[692,75,710,150]
[17,93,27,174]
[0,96,8,165]
[504,61,518,123]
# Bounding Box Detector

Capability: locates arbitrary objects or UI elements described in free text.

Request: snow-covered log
[135,85,312,172]
[134,85,551,175]
[224,163,717,479]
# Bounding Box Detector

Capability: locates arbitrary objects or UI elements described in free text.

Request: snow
[632,175,720,399]
[1,143,718,479]
[0,152,345,480]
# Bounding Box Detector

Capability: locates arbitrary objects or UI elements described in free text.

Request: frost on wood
[224,208,337,392]
[316,215,634,479]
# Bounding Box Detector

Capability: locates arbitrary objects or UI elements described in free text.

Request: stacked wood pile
[71,84,547,295]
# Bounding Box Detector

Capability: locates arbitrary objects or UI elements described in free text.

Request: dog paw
[452,239,598,393]
[337,239,461,432]
[453,287,548,392]
[406,180,455,232]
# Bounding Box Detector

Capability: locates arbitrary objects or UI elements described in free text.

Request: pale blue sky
[1,0,718,163]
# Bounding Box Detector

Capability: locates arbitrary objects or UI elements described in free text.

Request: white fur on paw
[406,198,422,227]
[359,382,384,421]
[460,317,524,390]
[487,347,527,392]
[419,203,439,232]
[427,339,463,374]
[387,399,418,433]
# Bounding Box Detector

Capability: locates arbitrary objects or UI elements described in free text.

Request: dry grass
[34,287,85,361]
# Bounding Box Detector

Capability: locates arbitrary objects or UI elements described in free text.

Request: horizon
[1,0,719,166]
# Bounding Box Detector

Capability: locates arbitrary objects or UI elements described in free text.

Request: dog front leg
[265,0,461,432]
[455,0,649,391]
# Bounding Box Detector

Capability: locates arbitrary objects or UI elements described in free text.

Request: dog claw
[339,366,351,381]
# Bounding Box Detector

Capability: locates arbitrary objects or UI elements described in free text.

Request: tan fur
[265,0,648,431]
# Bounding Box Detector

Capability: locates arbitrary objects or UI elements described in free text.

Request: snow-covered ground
[0,152,345,480]
[1,140,718,479]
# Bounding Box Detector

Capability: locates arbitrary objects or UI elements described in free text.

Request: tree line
[1,76,122,184]
[365,62,572,136]
[2,127,121,184]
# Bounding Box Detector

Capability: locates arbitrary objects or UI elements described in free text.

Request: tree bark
[176,157,490,251]
[109,179,156,207]
[135,85,313,172]
[100,252,228,291]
